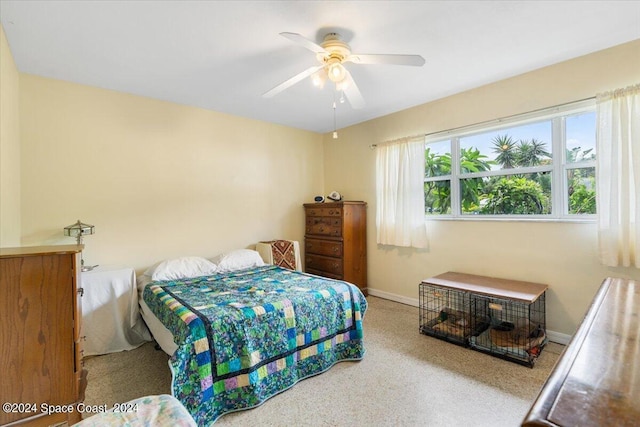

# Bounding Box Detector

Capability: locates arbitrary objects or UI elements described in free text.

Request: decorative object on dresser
[327,191,342,201]
[63,219,96,271]
[304,201,367,295]
[81,265,151,356]
[522,277,640,427]
[0,245,87,426]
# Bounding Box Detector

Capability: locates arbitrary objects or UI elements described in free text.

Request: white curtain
[596,84,640,267]
[375,135,428,248]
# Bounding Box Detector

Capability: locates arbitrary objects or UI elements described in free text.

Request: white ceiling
[1,1,639,133]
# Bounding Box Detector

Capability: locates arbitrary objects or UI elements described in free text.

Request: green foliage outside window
[425,133,596,216]
[480,177,550,214]
[568,166,596,214]
[425,147,493,214]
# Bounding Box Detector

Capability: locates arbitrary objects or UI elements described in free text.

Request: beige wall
[6,21,640,337]
[323,39,640,336]
[0,25,21,246]
[19,75,323,272]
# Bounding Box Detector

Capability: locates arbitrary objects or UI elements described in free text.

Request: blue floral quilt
[142,265,367,425]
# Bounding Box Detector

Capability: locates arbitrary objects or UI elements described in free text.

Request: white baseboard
[545,330,571,345]
[368,288,420,307]
[367,287,572,345]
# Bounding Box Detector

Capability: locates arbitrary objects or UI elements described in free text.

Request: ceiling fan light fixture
[264,31,425,108]
[327,61,346,83]
[311,69,327,88]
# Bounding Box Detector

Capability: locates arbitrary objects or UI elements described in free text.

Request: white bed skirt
[139,297,178,356]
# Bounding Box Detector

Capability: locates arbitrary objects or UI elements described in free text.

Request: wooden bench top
[421,271,548,303]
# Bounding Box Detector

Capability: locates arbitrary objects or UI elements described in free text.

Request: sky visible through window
[427,111,596,170]
[566,112,596,162]
[461,121,552,171]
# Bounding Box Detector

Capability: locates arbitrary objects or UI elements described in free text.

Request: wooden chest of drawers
[304,201,367,295]
[0,245,87,427]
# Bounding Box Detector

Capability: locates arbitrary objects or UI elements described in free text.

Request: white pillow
[146,256,218,281]
[212,249,265,273]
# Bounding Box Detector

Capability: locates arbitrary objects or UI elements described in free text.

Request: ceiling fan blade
[280,32,327,54]
[263,64,325,98]
[341,71,365,109]
[347,53,425,66]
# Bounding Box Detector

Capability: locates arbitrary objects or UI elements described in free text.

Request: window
[424,101,596,219]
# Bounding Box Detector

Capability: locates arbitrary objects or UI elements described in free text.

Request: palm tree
[566,146,594,163]
[491,134,517,169]
[517,138,551,166]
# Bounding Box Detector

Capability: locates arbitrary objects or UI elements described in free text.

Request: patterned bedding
[142,265,367,425]
[74,395,196,426]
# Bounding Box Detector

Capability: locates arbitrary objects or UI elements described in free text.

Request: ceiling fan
[263,32,425,109]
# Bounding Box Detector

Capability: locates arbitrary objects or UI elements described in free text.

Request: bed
[137,251,367,425]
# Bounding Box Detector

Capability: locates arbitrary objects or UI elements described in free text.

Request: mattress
[139,296,178,355]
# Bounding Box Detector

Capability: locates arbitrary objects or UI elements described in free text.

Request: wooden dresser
[303,201,367,295]
[0,245,87,427]
[522,277,640,426]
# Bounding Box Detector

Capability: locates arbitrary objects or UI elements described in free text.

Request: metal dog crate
[469,292,547,367]
[420,272,548,367]
[419,282,490,346]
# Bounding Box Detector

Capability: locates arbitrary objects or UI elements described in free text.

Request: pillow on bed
[212,249,265,273]
[146,256,218,281]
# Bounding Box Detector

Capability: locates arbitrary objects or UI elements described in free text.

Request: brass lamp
[64,220,96,271]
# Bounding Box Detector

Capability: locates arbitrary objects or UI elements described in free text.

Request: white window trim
[425,99,597,221]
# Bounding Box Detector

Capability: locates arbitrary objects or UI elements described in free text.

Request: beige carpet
[83,296,563,426]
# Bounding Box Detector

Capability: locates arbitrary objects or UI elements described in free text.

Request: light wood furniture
[303,201,367,295]
[522,277,640,426]
[424,272,548,302]
[0,245,87,427]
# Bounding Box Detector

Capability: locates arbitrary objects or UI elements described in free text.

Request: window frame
[424,100,596,221]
